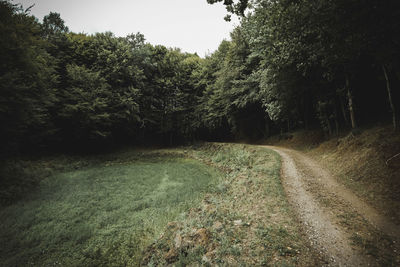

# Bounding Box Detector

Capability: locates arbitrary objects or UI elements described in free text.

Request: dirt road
[265,146,400,266]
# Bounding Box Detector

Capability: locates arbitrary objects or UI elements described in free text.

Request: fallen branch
[386,152,400,166]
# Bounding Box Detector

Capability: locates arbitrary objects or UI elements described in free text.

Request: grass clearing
[0,151,220,266]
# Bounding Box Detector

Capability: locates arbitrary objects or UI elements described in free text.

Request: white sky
[16,0,239,56]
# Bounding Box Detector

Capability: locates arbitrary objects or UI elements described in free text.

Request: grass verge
[142,143,322,266]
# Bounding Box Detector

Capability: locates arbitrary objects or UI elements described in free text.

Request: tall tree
[41,12,69,38]
[0,1,57,153]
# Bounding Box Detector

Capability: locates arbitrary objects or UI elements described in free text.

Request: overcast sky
[16,0,239,56]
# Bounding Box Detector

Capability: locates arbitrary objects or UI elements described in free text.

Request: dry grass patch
[308,126,400,224]
[263,125,400,225]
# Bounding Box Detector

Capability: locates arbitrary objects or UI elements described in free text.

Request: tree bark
[304,109,309,130]
[346,75,357,129]
[265,119,270,137]
[334,105,339,136]
[340,95,349,126]
[303,93,309,130]
[325,114,332,136]
[382,64,397,131]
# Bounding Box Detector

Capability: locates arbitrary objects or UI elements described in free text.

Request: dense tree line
[0,1,203,155]
[1,0,399,156]
[205,0,400,138]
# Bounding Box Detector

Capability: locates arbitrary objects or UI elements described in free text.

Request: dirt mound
[261,129,325,149]
[309,126,400,224]
[141,222,213,265]
[266,125,400,224]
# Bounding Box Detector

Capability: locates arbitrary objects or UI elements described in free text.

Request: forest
[1,0,399,157]
[1,0,400,265]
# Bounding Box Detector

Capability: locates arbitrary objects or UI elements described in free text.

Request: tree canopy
[0,0,399,155]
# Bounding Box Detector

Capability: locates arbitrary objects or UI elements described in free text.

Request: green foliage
[0,0,57,153]
[58,64,112,140]
[195,27,268,139]
[205,0,400,134]
[1,0,400,151]
[0,2,203,151]
[41,12,69,38]
[206,0,250,18]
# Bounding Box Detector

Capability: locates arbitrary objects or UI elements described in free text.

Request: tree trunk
[340,96,349,126]
[303,93,309,130]
[346,75,357,129]
[325,115,332,136]
[382,64,397,131]
[334,105,339,136]
[304,109,309,130]
[265,119,270,137]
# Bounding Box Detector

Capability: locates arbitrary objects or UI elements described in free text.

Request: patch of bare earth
[267,145,400,266]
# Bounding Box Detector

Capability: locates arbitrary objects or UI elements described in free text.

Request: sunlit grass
[0,154,220,266]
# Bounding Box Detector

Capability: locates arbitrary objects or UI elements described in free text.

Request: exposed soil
[267,145,400,266]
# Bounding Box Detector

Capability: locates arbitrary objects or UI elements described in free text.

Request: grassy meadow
[0,151,220,266]
[0,144,322,266]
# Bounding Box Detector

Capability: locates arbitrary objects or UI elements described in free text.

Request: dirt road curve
[265,146,400,266]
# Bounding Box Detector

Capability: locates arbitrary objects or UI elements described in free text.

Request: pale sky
[16,0,239,56]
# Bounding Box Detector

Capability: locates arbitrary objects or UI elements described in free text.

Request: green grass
[142,144,321,266]
[0,153,220,266]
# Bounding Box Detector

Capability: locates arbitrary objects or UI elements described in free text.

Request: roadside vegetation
[142,143,323,266]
